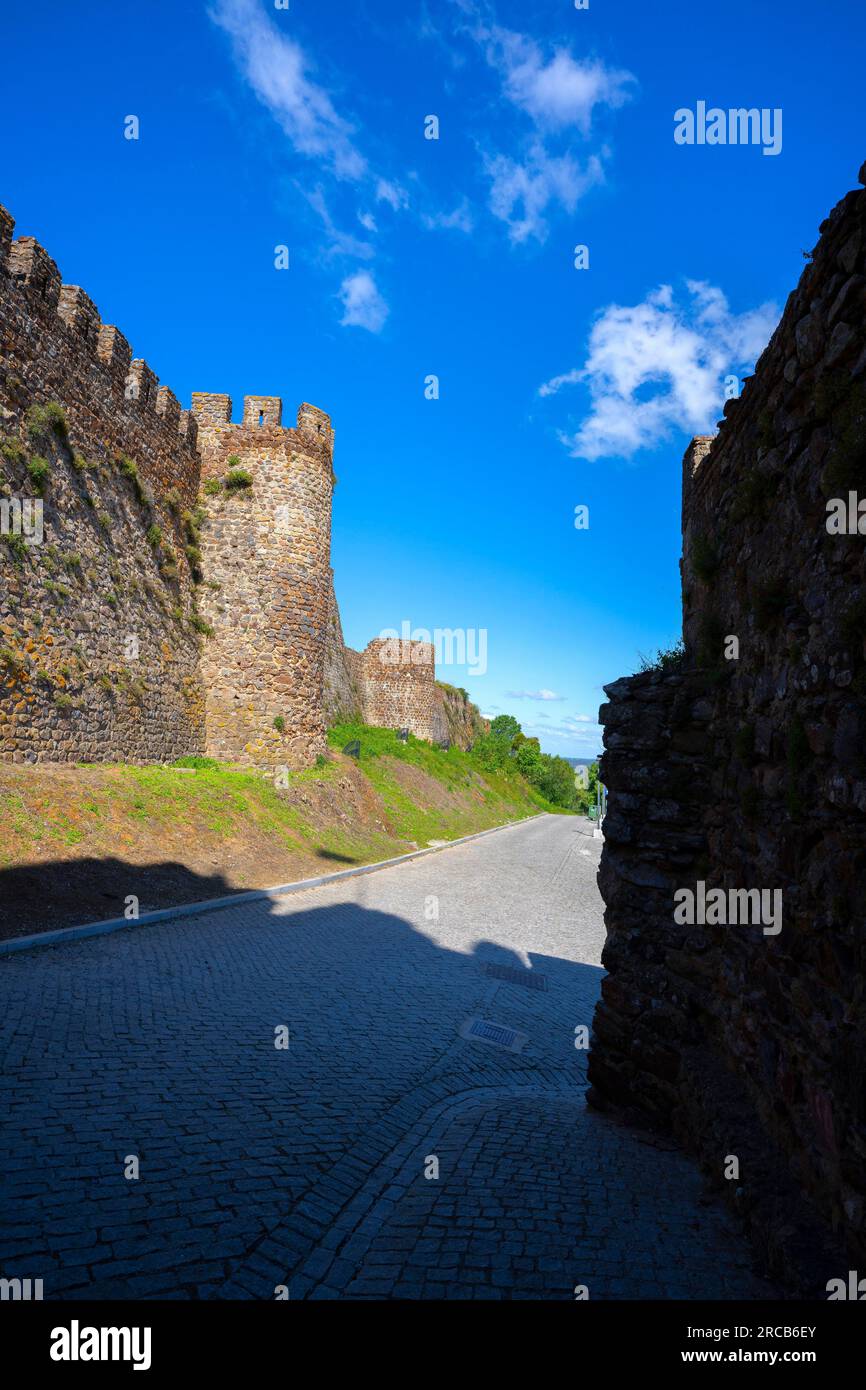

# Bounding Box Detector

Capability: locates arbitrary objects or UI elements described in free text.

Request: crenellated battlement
[0,194,434,772]
[190,392,334,448]
[0,204,196,454]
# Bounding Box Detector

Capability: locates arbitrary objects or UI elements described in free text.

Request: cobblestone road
[0,814,775,1299]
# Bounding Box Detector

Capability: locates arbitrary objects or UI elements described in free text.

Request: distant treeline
[472,715,599,814]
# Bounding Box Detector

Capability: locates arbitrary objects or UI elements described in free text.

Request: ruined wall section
[356,638,438,740]
[588,167,866,1290]
[192,393,335,767]
[323,571,363,726]
[0,204,205,762]
[431,682,489,749]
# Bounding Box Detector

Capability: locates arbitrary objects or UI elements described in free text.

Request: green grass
[0,725,553,881]
[327,720,557,842]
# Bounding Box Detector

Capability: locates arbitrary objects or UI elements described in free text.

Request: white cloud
[541,281,778,461]
[375,179,409,211]
[506,688,565,701]
[305,188,375,260]
[484,144,603,243]
[422,201,475,234]
[480,27,635,133]
[338,271,389,333]
[453,14,635,244]
[210,0,367,181]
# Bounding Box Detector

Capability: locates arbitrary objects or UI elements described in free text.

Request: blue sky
[3,0,864,756]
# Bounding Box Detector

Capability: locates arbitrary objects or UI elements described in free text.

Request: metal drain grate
[460,1017,528,1053]
[485,963,548,992]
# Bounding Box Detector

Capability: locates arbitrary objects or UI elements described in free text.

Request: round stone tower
[191,393,335,767]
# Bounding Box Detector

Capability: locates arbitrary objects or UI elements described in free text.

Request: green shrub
[1,437,26,465]
[190,612,214,637]
[146,523,163,549]
[97,510,112,531]
[273,715,286,733]
[203,479,222,496]
[54,691,74,710]
[2,532,28,566]
[637,638,686,674]
[26,401,67,442]
[27,455,50,491]
[225,468,253,491]
[0,646,27,674]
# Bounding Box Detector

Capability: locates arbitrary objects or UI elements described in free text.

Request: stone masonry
[588,163,866,1293]
[0,200,460,767]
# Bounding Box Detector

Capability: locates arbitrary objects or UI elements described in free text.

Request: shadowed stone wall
[588,164,866,1292]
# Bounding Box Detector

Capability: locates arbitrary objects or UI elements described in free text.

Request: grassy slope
[0,724,560,938]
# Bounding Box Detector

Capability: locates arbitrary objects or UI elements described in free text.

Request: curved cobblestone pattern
[0,816,775,1299]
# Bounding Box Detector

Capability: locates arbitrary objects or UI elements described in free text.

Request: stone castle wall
[588,165,866,1291]
[191,392,335,767]
[0,199,473,767]
[0,206,205,763]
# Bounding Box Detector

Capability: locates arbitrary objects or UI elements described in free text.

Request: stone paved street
[0,815,776,1299]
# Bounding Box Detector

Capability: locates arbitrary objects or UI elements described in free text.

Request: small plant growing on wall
[203,479,222,496]
[26,455,50,492]
[273,715,286,733]
[0,436,26,465]
[0,646,27,676]
[2,532,28,566]
[26,401,68,443]
[225,467,253,491]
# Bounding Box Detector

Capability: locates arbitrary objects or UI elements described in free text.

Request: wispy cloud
[506,688,566,701]
[421,201,475,234]
[210,0,367,181]
[483,144,603,244]
[449,4,636,243]
[541,281,778,461]
[305,187,375,260]
[338,271,389,333]
[478,26,635,133]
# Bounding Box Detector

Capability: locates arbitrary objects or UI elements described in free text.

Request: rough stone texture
[431,682,490,749]
[588,166,866,1293]
[355,637,438,742]
[0,208,205,763]
[191,393,335,767]
[0,201,480,767]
